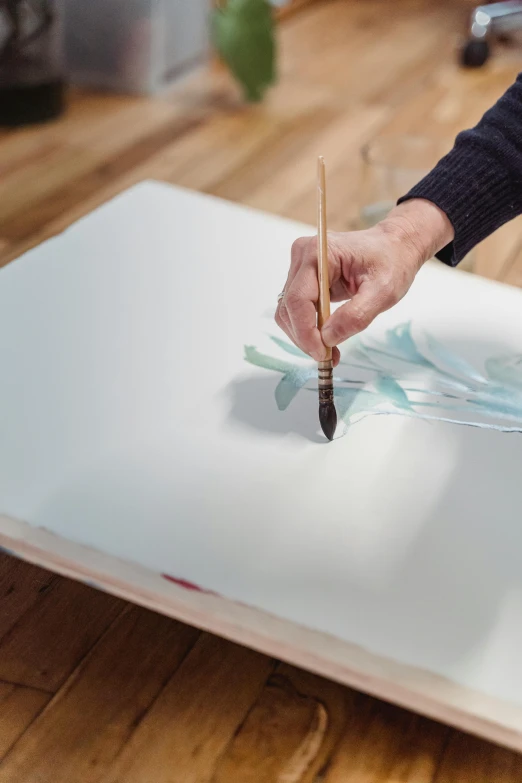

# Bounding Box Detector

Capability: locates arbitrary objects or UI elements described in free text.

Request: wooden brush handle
[317,156,332,362]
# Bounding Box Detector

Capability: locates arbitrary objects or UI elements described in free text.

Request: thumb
[321,281,392,347]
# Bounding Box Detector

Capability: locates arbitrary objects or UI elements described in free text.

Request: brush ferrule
[319,389,334,403]
[318,360,333,386]
[318,360,333,372]
[318,359,334,404]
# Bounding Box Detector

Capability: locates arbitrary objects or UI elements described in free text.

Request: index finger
[284,262,327,362]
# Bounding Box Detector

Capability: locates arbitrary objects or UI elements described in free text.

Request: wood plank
[0,103,211,243]
[381,62,520,141]
[0,91,136,174]
[0,576,124,692]
[473,221,522,282]
[4,520,522,755]
[0,2,515,269]
[0,82,337,269]
[99,635,274,783]
[0,79,333,265]
[245,106,388,229]
[0,0,466,264]
[208,104,340,204]
[0,682,49,759]
[211,662,348,783]
[147,79,337,194]
[0,606,200,783]
[0,554,56,641]
[321,698,449,783]
[433,731,522,782]
[278,0,457,106]
[498,241,522,289]
[276,0,319,20]
[365,61,522,279]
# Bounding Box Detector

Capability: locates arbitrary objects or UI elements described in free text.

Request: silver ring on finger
[277,291,285,303]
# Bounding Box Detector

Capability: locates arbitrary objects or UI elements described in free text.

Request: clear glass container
[358,135,474,271]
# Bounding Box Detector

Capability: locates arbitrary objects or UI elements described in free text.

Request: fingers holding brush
[276,245,340,365]
[276,288,340,365]
[277,212,434,357]
[283,265,325,361]
[275,237,316,346]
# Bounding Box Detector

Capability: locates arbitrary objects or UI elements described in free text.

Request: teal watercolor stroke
[244,322,522,434]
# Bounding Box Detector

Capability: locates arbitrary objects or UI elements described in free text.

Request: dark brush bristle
[319,402,337,441]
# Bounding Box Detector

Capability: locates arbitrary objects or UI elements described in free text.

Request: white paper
[1,181,522,708]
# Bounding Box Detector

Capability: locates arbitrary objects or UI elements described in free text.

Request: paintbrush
[317,156,337,441]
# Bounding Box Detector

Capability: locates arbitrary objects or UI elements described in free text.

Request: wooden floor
[1,0,522,779]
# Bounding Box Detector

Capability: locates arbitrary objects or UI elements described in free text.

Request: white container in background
[64,0,209,94]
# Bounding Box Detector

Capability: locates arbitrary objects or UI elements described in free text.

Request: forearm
[399,73,522,266]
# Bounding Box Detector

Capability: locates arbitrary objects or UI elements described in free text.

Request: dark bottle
[0,0,65,127]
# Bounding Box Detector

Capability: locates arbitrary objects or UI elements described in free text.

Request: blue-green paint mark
[485,355,522,391]
[269,335,309,359]
[384,322,431,365]
[415,330,488,386]
[245,321,522,435]
[275,370,316,410]
[374,376,413,410]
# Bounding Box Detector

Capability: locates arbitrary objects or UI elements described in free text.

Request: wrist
[378,199,454,270]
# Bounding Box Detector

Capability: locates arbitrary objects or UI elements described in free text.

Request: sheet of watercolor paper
[1,181,522,714]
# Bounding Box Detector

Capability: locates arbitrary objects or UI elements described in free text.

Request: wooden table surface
[1,1,522,780]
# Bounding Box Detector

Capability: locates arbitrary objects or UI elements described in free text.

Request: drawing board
[1,181,522,750]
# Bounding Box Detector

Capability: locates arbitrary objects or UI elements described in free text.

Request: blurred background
[3,3,522,779]
[1,0,522,279]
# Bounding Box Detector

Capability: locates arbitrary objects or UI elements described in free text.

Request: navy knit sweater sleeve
[398,72,522,266]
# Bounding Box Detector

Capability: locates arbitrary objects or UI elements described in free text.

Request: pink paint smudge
[162,574,217,596]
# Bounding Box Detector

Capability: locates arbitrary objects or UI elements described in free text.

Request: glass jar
[358,135,474,272]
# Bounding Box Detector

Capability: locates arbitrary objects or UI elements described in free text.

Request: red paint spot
[162,574,215,595]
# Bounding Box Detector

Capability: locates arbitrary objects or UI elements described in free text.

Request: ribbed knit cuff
[398,142,522,267]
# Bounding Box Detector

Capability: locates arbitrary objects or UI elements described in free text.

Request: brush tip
[319,402,337,441]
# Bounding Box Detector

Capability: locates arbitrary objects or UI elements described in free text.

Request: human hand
[275,199,454,365]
